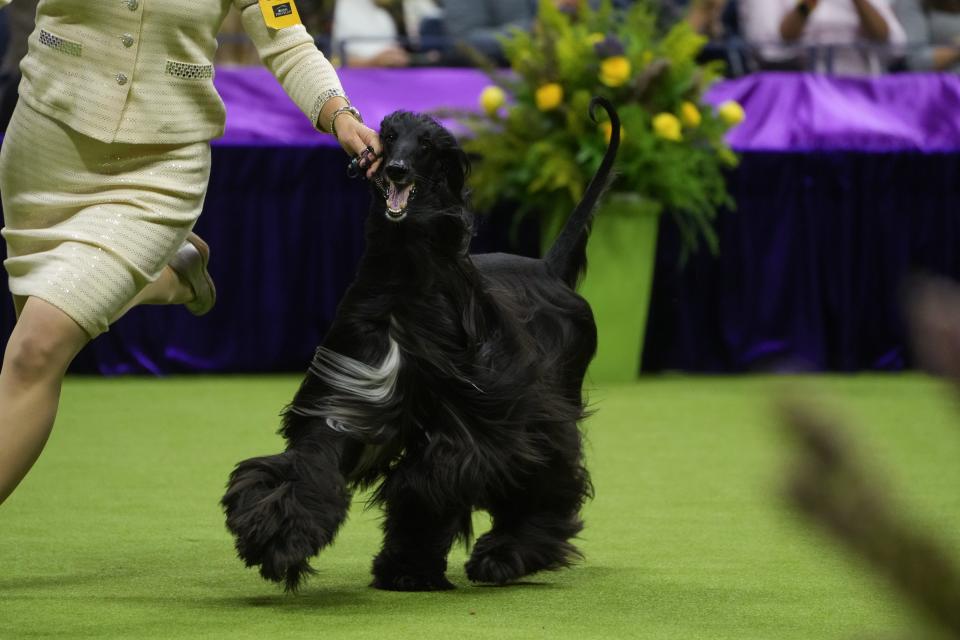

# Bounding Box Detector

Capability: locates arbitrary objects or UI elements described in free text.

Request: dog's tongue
[387,181,414,212]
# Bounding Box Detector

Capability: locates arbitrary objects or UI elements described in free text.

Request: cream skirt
[0,101,212,337]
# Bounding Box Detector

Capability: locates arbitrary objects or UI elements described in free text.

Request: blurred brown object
[781,401,960,638]
[779,276,960,639]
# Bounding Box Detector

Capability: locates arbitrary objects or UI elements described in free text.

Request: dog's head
[373,111,470,224]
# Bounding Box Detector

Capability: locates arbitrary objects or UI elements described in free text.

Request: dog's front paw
[465,534,525,585]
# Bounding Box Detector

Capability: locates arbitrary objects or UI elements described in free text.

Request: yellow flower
[718,100,746,126]
[599,56,632,88]
[680,101,701,128]
[479,86,506,117]
[535,83,564,111]
[586,32,606,46]
[599,121,625,144]
[652,113,682,142]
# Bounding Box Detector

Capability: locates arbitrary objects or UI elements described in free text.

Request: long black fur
[222,97,621,592]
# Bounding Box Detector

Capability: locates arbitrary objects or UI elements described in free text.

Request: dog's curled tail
[544,96,621,288]
[221,446,350,591]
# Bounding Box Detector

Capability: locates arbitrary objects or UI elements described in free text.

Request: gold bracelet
[330,105,363,140]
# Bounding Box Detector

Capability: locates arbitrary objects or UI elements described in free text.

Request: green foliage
[458,0,740,255]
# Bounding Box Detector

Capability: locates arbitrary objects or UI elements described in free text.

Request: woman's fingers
[357,127,383,178]
[348,125,382,178]
[336,118,383,179]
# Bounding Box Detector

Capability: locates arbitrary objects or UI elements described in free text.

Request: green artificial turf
[2,374,959,639]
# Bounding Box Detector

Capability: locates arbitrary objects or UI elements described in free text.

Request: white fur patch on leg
[289,337,402,440]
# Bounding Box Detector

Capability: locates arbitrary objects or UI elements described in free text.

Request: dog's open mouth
[385,180,416,222]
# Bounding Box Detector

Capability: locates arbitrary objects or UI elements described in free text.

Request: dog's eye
[419,139,433,150]
[382,132,397,144]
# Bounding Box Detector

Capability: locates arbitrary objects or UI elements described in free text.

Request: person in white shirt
[739,0,907,74]
[332,0,442,67]
[894,0,960,72]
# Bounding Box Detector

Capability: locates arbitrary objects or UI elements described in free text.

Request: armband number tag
[258,0,302,30]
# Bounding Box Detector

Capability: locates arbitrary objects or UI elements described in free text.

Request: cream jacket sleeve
[233,0,346,132]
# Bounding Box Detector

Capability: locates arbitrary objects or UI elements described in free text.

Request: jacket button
[121,34,135,48]
[116,73,128,85]
[126,0,139,10]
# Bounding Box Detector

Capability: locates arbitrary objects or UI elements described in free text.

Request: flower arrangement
[458,0,745,254]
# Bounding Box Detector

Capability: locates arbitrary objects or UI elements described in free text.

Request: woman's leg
[0,297,90,505]
[0,266,196,505]
[110,266,193,324]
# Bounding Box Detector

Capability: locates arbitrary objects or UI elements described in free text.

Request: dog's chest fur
[307,277,556,494]
[311,307,493,440]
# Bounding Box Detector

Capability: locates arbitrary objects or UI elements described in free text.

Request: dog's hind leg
[466,444,590,585]
[465,509,584,585]
[370,464,469,591]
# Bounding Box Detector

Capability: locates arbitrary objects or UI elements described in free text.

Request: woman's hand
[335,115,382,179]
[368,47,411,68]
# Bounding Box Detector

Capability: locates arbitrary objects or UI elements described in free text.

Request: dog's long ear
[442,143,471,203]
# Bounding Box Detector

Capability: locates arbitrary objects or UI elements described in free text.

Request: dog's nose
[385,160,411,183]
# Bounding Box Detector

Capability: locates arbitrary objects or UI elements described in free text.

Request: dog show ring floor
[2,374,958,639]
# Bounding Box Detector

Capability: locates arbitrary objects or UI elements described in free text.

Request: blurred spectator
[298,0,337,45]
[894,0,960,71]
[332,0,442,67]
[739,0,907,74]
[215,7,260,66]
[657,1,748,75]
[444,0,731,65]
[216,1,335,64]
[442,0,537,64]
[442,0,631,64]
[0,0,38,131]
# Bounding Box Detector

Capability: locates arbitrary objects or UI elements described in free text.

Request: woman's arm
[234,0,381,174]
[930,44,960,69]
[780,0,817,42]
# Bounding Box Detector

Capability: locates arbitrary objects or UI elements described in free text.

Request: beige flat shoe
[169,232,217,316]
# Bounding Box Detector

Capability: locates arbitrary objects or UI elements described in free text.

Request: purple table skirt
[215,67,491,147]
[215,68,960,152]
[4,69,960,374]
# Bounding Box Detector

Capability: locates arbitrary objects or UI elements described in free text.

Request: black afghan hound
[222,97,621,592]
